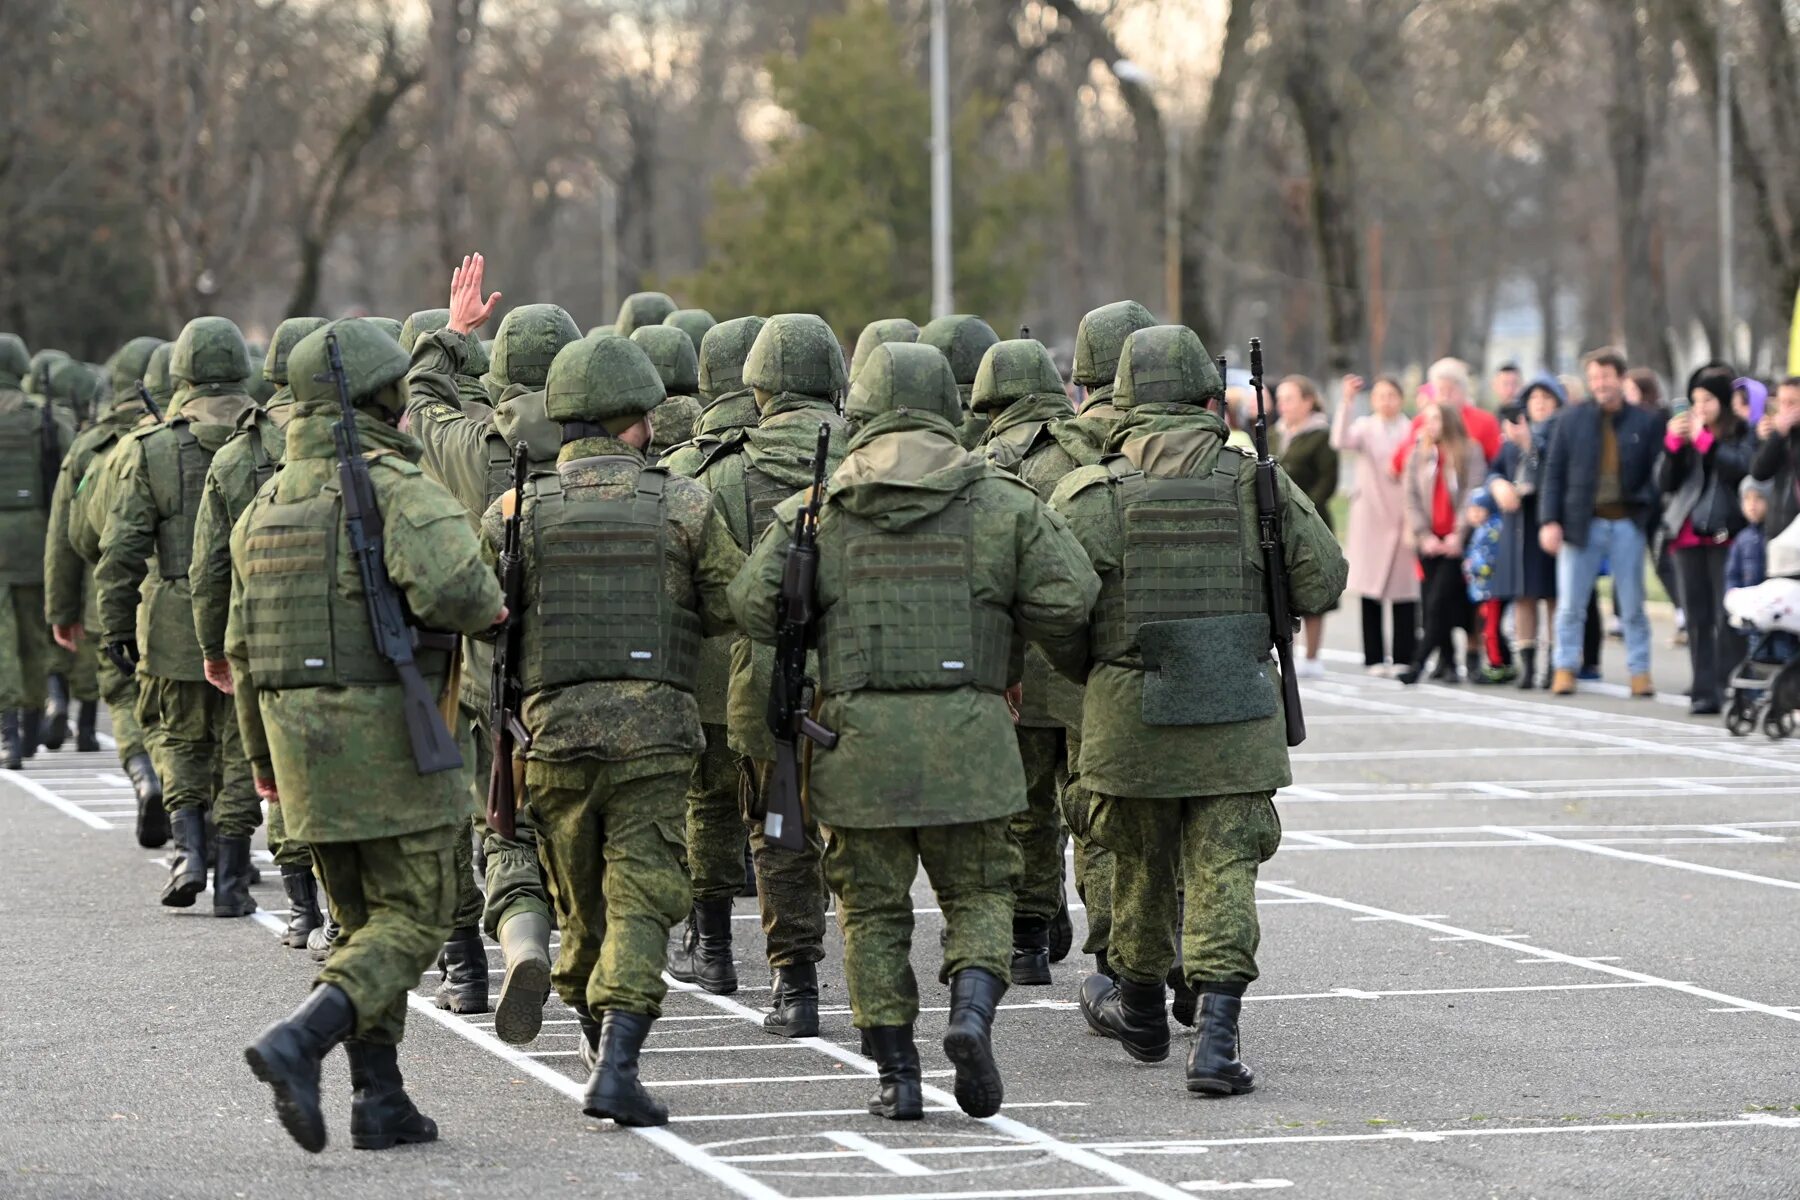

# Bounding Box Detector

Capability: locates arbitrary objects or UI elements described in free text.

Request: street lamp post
[930,0,953,318]
[1114,59,1180,323]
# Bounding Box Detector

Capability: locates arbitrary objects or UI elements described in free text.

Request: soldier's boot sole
[494,958,552,1045]
[160,868,206,908]
[942,1028,1004,1118]
[351,1125,439,1150]
[582,1087,669,1128]
[761,1003,818,1038]
[1185,1073,1257,1097]
[243,1045,327,1153]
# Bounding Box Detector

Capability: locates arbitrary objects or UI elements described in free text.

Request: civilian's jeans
[1554,518,1651,675]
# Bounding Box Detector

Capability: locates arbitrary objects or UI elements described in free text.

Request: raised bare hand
[448,253,502,335]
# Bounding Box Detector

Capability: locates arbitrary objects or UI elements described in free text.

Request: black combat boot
[126,753,167,847]
[308,916,342,962]
[1049,891,1074,963]
[1,711,20,771]
[944,968,1006,1117]
[574,1005,602,1072]
[39,675,69,751]
[434,926,490,1014]
[1079,973,1170,1063]
[763,962,819,1037]
[279,866,323,947]
[1185,992,1256,1096]
[160,807,208,907]
[863,1025,924,1120]
[1010,916,1052,986]
[345,1040,438,1149]
[582,1011,668,1126]
[494,910,553,1045]
[75,701,99,752]
[243,983,357,1153]
[669,899,738,995]
[213,834,258,917]
[19,709,40,759]
[1516,645,1538,691]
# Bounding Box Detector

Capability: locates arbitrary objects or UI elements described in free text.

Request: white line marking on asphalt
[1351,914,1447,922]
[819,1129,939,1176]
[1515,957,1620,964]
[1260,882,1800,1023]
[804,1188,1135,1200]
[1467,782,1534,798]
[1486,825,1800,892]
[1,768,113,828]
[667,1102,1086,1123]
[1283,831,1356,848]
[1077,1112,1800,1151]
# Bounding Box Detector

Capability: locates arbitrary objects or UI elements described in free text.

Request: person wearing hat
[480,333,744,1126]
[1657,363,1757,714]
[234,318,507,1153]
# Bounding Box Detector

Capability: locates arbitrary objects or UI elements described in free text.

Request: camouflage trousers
[1089,791,1282,988]
[135,675,259,837]
[821,818,1020,1029]
[96,650,147,762]
[459,707,553,938]
[530,755,692,1018]
[687,723,746,904]
[264,800,312,870]
[0,585,52,711]
[1060,728,1111,956]
[742,757,826,969]
[1011,725,1067,923]
[313,822,460,1045]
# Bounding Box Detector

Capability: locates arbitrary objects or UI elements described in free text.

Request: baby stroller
[1722,578,1800,738]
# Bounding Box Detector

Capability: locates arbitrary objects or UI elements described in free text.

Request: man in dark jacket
[1751,376,1800,542]
[1539,348,1665,697]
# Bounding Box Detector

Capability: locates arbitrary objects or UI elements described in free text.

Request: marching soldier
[236,318,506,1152]
[730,341,1097,1120]
[399,308,493,418]
[481,333,742,1125]
[1049,325,1346,1094]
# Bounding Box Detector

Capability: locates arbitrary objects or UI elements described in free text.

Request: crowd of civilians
[1262,349,1800,717]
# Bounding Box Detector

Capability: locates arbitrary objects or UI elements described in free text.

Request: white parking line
[1,769,112,829]
[1486,826,1800,892]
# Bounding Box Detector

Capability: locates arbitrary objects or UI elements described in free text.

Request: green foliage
[679,1,1057,341]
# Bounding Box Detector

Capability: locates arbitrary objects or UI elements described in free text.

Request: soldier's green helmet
[585,324,619,340]
[1113,325,1224,410]
[106,337,166,398]
[468,338,492,377]
[970,339,1066,414]
[544,334,666,432]
[630,325,700,395]
[264,317,330,385]
[361,317,402,343]
[744,313,847,401]
[0,335,27,384]
[170,316,251,385]
[918,315,998,389]
[144,343,176,405]
[1073,300,1157,388]
[287,318,412,416]
[846,342,962,427]
[848,318,919,382]
[399,308,450,353]
[697,316,766,401]
[663,309,716,355]
[49,358,105,413]
[614,292,678,337]
[489,303,581,389]
[27,349,70,395]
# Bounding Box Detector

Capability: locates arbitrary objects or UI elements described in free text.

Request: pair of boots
[764,961,819,1037]
[1079,973,1255,1094]
[158,808,255,916]
[244,984,436,1152]
[668,899,738,995]
[862,967,1008,1121]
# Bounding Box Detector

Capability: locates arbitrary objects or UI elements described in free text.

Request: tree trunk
[1180,0,1256,344]
[1604,1,1673,378]
[429,0,482,272]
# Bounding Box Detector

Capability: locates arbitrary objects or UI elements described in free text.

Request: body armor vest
[0,405,47,511]
[248,423,278,491]
[817,496,1011,694]
[1091,452,1262,663]
[142,422,212,579]
[519,459,701,692]
[238,476,448,690]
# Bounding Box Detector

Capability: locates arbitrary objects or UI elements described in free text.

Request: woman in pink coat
[1332,374,1420,673]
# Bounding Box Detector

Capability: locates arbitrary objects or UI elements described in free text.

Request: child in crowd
[1725,477,1800,666]
[1463,487,1517,683]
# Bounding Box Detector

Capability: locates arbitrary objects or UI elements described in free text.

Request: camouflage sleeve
[727,510,793,646]
[1013,496,1099,681]
[404,331,491,514]
[1046,471,1121,683]
[188,468,234,660]
[1278,467,1349,617]
[94,442,156,645]
[223,523,271,777]
[43,453,86,626]
[690,496,746,638]
[382,468,505,636]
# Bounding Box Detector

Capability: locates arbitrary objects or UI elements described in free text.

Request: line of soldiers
[4,255,1346,1154]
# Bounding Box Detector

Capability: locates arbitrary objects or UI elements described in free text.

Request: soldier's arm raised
[93,442,156,647]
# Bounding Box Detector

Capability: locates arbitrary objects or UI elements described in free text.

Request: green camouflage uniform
[629,325,705,457]
[1048,326,1347,993]
[401,309,493,420]
[613,291,678,337]
[480,335,743,1019]
[731,340,1098,1030]
[918,315,998,451]
[227,318,504,1045]
[0,337,76,722]
[695,315,850,979]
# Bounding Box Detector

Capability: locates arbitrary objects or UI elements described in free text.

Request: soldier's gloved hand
[203,656,235,695]
[105,640,140,674]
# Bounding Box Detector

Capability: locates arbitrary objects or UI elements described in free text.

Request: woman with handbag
[1657,364,1757,714]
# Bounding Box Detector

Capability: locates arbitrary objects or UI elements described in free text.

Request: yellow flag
[1789,281,1800,376]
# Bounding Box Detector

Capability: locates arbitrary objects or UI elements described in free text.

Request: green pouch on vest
[1137,613,1277,727]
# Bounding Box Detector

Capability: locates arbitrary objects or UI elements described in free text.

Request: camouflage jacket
[695,393,849,760]
[225,408,503,842]
[481,435,744,765]
[190,391,295,660]
[95,391,249,678]
[1049,407,1348,799]
[0,388,75,588]
[649,393,704,460]
[731,410,1098,829]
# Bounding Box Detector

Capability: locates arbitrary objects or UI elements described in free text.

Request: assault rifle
[321,330,464,774]
[1248,337,1306,747]
[486,441,533,838]
[763,422,838,851]
[38,384,59,513]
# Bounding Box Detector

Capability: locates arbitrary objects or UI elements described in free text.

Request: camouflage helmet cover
[917,315,999,387]
[585,325,619,340]
[26,348,70,394]
[399,308,451,353]
[663,308,717,355]
[970,338,1066,414]
[0,334,27,382]
[743,313,847,399]
[264,317,330,385]
[106,337,166,397]
[848,318,920,382]
[1073,300,1157,387]
[697,315,767,400]
[614,291,678,337]
[170,316,250,385]
[629,325,701,395]
[144,343,176,404]
[490,303,581,388]
[1113,325,1224,410]
[287,318,411,414]
[845,342,962,426]
[544,334,666,428]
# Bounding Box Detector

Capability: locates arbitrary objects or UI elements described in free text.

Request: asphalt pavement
[4,611,1798,1200]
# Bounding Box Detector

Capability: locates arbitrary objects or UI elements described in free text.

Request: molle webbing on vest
[1091,454,1261,663]
[0,407,45,510]
[817,495,1011,694]
[153,423,210,579]
[520,459,701,691]
[741,460,797,549]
